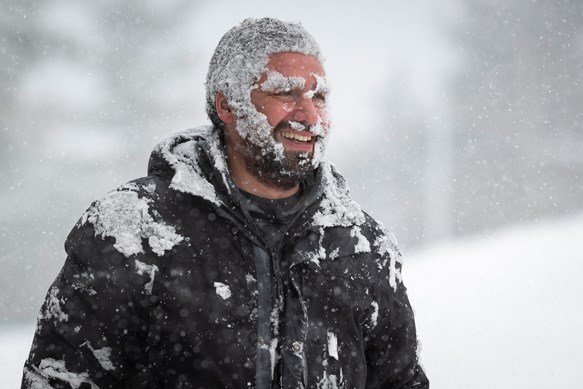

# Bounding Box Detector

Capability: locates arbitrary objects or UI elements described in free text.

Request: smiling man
[22,18,429,388]
[217,51,329,199]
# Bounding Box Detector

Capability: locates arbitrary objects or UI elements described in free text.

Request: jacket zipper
[217,203,315,387]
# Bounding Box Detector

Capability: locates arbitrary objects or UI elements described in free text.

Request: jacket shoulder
[66,176,185,260]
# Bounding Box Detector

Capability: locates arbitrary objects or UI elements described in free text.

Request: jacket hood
[147,125,366,230]
[147,125,233,207]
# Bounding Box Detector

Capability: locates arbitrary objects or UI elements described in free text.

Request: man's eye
[313,94,327,107]
[313,93,326,101]
[274,90,293,96]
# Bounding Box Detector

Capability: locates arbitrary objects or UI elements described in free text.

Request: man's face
[227,52,330,189]
[250,52,329,155]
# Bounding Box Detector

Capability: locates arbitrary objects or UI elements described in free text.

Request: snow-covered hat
[205,17,323,129]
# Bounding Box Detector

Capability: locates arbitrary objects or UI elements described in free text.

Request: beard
[236,131,314,190]
[229,103,328,190]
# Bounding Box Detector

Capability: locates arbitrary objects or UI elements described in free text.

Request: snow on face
[260,70,306,95]
[226,53,331,189]
[247,54,330,160]
[258,69,330,134]
[206,18,329,187]
[206,17,323,127]
[289,121,306,131]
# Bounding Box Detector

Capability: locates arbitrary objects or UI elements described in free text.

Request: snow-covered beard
[224,66,330,190]
[233,111,323,190]
[238,140,312,189]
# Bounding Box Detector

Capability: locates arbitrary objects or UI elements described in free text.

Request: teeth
[281,131,312,142]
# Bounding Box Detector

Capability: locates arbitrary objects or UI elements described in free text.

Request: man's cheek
[314,112,331,137]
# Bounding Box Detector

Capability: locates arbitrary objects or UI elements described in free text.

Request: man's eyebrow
[260,71,306,92]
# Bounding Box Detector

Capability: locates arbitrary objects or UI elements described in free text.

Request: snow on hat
[205,17,323,129]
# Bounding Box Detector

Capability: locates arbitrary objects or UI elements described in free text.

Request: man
[22,18,429,388]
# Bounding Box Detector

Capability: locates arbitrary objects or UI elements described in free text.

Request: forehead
[262,52,325,79]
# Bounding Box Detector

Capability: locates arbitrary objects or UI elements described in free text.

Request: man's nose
[292,97,320,125]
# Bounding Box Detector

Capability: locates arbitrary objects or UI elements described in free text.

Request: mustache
[274,121,311,133]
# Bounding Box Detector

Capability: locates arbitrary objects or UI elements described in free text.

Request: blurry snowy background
[1,0,582,387]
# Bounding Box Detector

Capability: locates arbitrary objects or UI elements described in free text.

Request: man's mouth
[280,131,313,142]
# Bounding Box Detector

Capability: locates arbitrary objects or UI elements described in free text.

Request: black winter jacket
[22,126,429,388]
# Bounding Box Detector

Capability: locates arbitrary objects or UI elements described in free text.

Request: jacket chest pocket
[147,255,259,374]
[296,262,376,320]
[286,266,372,386]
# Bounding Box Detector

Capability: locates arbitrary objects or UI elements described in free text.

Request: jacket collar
[147,126,365,235]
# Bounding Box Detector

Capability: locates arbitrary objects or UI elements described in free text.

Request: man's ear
[216,92,236,125]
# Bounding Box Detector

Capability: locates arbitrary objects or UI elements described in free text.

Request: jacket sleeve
[364,252,429,388]
[21,220,146,388]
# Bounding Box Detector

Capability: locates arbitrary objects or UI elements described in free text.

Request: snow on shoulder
[24,358,98,389]
[40,286,68,325]
[310,162,404,290]
[312,161,365,228]
[373,228,403,290]
[82,183,184,257]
